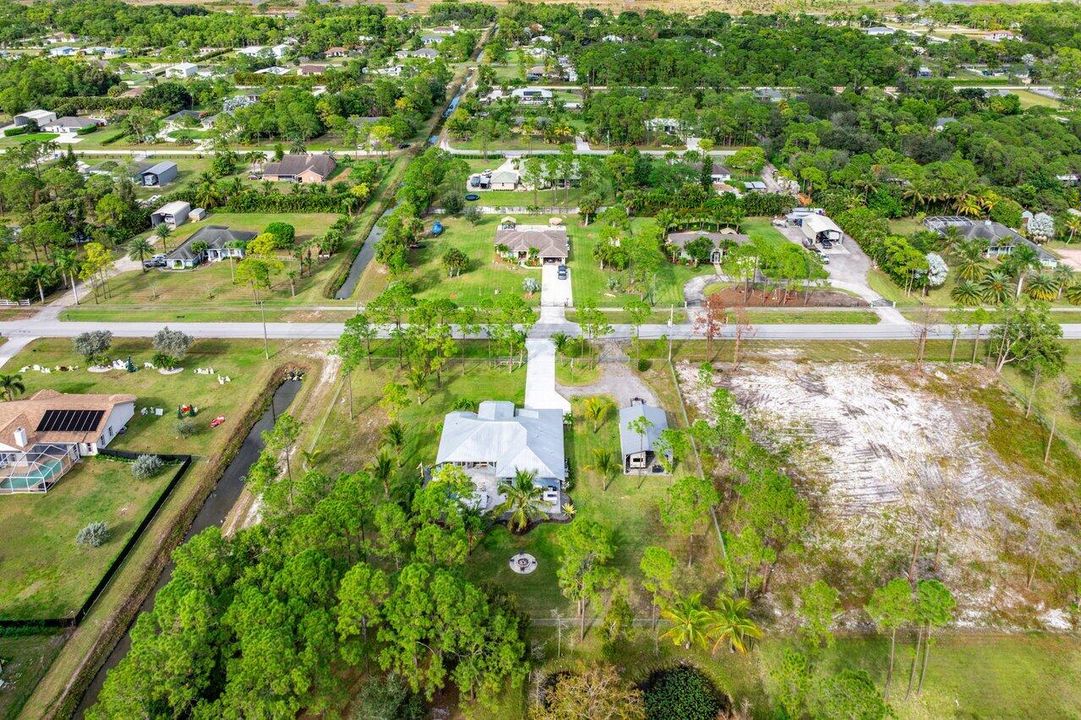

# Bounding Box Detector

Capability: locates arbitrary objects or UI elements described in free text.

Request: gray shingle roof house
[138,161,178,187]
[164,226,255,270]
[41,116,98,133]
[619,400,669,474]
[495,218,569,263]
[925,216,1058,267]
[666,230,747,264]
[436,401,565,487]
[262,153,336,183]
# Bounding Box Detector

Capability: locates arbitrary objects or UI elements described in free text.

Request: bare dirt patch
[679,360,1081,628]
[706,286,868,308]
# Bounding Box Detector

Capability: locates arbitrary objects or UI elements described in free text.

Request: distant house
[163,109,205,126]
[934,117,957,132]
[489,169,520,190]
[165,62,199,79]
[619,400,669,475]
[372,64,404,77]
[223,93,260,113]
[236,45,267,57]
[862,26,895,36]
[254,65,290,76]
[164,225,254,270]
[666,230,746,265]
[0,389,136,494]
[601,34,624,43]
[396,48,439,60]
[511,87,553,105]
[297,64,326,76]
[753,87,784,103]
[645,117,683,136]
[48,46,77,57]
[150,201,191,230]
[525,65,547,82]
[925,216,1057,267]
[138,161,178,187]
[14,109,56,128]
[324,46,351,57]
[420,33,445,46]
[495,218,569,264]
[262,153,336,183]
[434,400,566,513]
[40,116,99,133]
[801,214,844,245]
[916,66,933,78]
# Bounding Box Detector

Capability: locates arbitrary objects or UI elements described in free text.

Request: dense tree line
[0,57,118,115]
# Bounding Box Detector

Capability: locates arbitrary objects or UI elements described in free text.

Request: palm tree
[127,237,154,272]
[952,239,987,281]
[980,269,1012,305]
[1065,281,1081,306]
[660,593,712,650]
[581,396,611,432]
[495,468,547,533]
[1025,272,1059,301]
[950,279,983,306]
[954,194,983,218]
[1065,215,1081,244]
[1003,244,1041,298]
[0,373,25,401]
[368,451,395,498]
[55,248,80,304]
[706,594,762,655]
[591,447,619,491]
[155,223,172,254]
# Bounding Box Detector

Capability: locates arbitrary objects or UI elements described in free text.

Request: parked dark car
[397,142,411,149]
[557,264,568,279]
[820,239,833,249]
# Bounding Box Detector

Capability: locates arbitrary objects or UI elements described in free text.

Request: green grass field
[0,633,67,720]
[386,214,542,307]
[0,458,173,620]
[61,213,352,316]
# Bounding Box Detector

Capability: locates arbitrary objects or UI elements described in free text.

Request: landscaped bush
[641,665,726,720]
[176,418,197,438]
[131,454,164,480]
[75,521,109,548]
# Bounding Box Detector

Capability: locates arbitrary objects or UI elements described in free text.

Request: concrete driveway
[539,263,572,323]
[524,339,571,413]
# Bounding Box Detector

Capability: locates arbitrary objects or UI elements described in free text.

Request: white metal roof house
[165,62,199,79]
[435,401,566,513]
[619,400,669,475]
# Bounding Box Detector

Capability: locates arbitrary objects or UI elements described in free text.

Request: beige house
[262,154,336,183]
[495,218,569,264]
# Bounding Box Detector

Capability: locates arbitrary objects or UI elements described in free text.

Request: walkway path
[557,342,657,407]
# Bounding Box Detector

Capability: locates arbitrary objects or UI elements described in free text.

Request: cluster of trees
[0,143,149,301]
[0,56,117,114]
[90,442,529,717]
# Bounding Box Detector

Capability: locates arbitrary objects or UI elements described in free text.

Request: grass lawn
[0,132,59,147]
[888,217,924,235]
[571,216,712,307]
[555,360,600,386]
[62,213,352,317]
[0,457,174,620]
[381,214,541,307]
[467,187,589,209]
[0,633,67,720]
[1014,90,1062,110]
[867,267,954,308]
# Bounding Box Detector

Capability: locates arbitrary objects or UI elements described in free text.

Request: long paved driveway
[524,338,571,412]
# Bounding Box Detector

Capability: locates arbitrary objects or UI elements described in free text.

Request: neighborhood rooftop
[436,400,566,482]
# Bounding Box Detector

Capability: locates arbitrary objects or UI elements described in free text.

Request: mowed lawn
[71,213,344,309]
[404,214,542,307]
[0,457,173,620]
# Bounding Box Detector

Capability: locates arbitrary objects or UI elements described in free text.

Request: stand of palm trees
[660,591,762,655]
[949,238,1081,307]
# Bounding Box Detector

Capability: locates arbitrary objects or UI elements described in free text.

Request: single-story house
[925,216,1057,267]
[163,109,205,127]
[165,62,199,79]
[420,33,445,45]
[40,116,99,133]
[48,46,77,57]
[138,161,178,187]
[325,46,351,57]
[862,26,896,36]
[525,65,547,82]
[666,230,747,264]
[150,201,191,230]
[619,400,669,474]
[490,169,520,190]
[495,218,569,264]
[297,64,326,76]
[645,117,684,136]
[261,153,336,183]
[801,214,843,245]
[396,48,439,60]
[511,87,553,105]
[223,93,260,113]
[14,109,56,128]
[0,389,136,494]
[164,225,254,270]
[237,45,267,57]
[372,64,405,77]
[753,87,784,103]
[254,65,290,76]
[434,400,565,513]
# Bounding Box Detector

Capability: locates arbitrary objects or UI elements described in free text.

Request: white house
[434,401,566,513]
[165,62,199,79]
[511,87,553,105]
[0,390,136,494]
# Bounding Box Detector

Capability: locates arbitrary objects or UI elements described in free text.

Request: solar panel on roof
[36,409,104,433]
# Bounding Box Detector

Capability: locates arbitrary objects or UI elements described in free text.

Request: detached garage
[801,214,843,245]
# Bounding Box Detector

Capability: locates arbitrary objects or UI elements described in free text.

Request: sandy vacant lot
[680,360,1080,628]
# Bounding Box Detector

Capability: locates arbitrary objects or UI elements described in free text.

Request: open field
[357,213,542,306]
[0,458,174,620]
[0,633,67,720]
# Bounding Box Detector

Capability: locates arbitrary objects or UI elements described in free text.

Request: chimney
[14,427,27,448]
